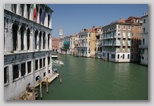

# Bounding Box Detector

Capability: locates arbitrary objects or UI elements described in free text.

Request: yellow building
[88,27,97,57]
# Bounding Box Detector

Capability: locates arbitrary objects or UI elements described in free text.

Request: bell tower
[59,26,63,38]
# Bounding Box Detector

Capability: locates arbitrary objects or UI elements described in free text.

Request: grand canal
[38,54,148,100]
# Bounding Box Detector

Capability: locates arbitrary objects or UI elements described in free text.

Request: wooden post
[46,77,48,93]
[32,86,35,99]
[60,72,62,84]
[40,81,42,99]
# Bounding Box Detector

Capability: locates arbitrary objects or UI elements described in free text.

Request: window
[40,59,42,68]
[132,32,134,36]
[36,75,40,81]
[123,54,125,59]
[43,58,45,67]
[143,28,145,33]
[128,54,129,59]
[48,34,50,49]
[48,70,50,73]
[43,72,46,77]
[48,56,50,65]
[111,54,115,59]
[21,63,26,76]
[123,25,125,29]
[144,19,146,23]
[11,4,17,13]
[27,29,30,50]
[13,65,19,80]
[143,39,145,45]
[128,26,131,29]
[117,54,119,59]
[20,4,24,16]
[27,61,31,73]
[35,60,38,70]
[39,33,42,50]
[43,34,45,49]
[4,67,9,84]
[103,53,105,57]
[142,56,144,60]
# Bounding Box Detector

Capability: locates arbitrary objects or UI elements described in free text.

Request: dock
[16,73,59,100]
[35,73,59,87]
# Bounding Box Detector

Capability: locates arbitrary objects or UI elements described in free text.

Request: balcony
[113,43,121,46]
[103,43,112,46]
[139,45,148,49]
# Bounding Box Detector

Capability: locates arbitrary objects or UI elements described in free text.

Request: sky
[47,4,148,38]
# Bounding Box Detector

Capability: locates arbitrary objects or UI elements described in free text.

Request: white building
[78,29,90,57]
[69,34,78,55]
[4,4,53,100]
[139,13,148,66]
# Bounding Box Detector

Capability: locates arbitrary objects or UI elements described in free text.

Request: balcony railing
[139,45,148,49]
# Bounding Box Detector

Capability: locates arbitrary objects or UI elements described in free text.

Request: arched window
[27,4,31,19]
[20,4,24,16]
[123,54,125,59]
[128,54,129,59]
[27,28,30,50]
[39,8,42,24]
[39,32,42,50]
[35,30,38,49]
[48,14,50,27]
[20,26,25,50]
[48,34,50,49]
[43,32,45,49]
[11,4,17,13]
[12,23,18,50]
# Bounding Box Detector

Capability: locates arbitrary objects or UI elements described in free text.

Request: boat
[53,60,64,67]
[52,54,58,59]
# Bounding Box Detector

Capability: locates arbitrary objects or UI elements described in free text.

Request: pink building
[52,37,59,52]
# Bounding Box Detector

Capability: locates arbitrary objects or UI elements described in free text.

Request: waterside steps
[17,88,38,100]
[15,73,59,100]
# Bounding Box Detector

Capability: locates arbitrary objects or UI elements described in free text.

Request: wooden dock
[35,73,59,87]
[16,73,59,100]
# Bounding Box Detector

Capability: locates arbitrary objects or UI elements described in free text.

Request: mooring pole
[46,77,48,93]
[40,81,42,99]
[60,71,62,84]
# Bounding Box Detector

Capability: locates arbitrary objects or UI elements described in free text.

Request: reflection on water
[38,55,148,100]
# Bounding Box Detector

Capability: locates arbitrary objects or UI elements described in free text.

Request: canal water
[38,54,148,100]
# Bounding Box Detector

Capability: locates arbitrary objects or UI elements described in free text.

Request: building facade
[95,26,103,58]
[78,29,90,57]
[52,37,59,52]
[102,17,142,62]
[4,4,53,100]
[139,13,148,65]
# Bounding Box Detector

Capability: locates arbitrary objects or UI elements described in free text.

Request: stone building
[139,12,148,66]
[102,17,142,62]
[4,4,53,100]
[78,29,90,57]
